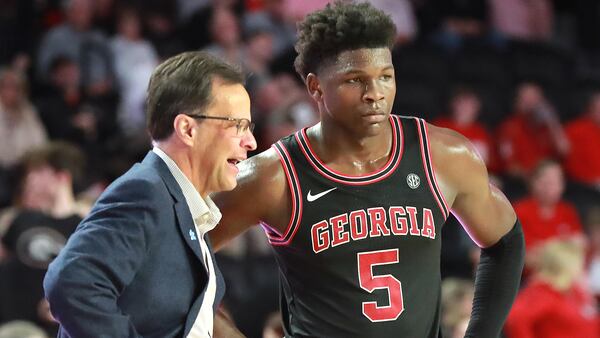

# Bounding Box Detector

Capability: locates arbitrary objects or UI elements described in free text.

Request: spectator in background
[505,239,598,338]
[251,76,287,121]
[143,2,186,59]
[0,0,36,68]
[489,0,553,41]
[513,160,583,252]
[35,57,100,149]
[440,278,474,338]
[243,0,297,58]
[434,87,497,172]
[92,0,117,36]
[574,0,600,69]
[179,0,245,51]
[0,142,86,336]
[564,91,600,188]
[250,74,316,150]
[283,0,330,22]
[175,0,211,25]
[369,0,418,45]
[585,207,600,297]
[0,321,48,338]
[9,142,88,227]
[0,65,48,230]
[37,0,115,98]
[204,7,244,68]
[110,5,158,138]
[261,76,318,149]
[243,28,275,94]
[497,82,569,179]
[0,68,47,170]
[430,0,490,52]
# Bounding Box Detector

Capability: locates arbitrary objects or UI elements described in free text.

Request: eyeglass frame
[186,113,255,136]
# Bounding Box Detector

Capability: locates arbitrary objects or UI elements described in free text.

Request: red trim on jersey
[423,121,450,215]
[295,115,404,185]
[268,142,303,246]
[416,119,450,219]
[259,221,283,237]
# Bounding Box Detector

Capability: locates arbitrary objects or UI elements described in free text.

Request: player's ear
[306,73,323,101]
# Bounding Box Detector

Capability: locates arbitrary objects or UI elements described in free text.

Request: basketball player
[211,2,524,337]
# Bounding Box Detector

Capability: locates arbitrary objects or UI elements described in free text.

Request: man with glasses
[44,51,256,338]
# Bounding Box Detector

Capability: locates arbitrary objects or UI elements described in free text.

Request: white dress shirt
[153,147,221,338]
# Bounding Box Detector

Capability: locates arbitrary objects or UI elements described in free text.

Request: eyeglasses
[187,114,255,136]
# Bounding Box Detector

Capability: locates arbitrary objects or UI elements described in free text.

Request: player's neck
[308,121,393,173]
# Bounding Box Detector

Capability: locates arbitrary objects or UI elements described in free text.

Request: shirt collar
[152,147,222,235]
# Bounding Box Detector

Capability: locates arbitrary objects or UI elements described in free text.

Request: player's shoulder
[425,122,488,180]
[237,147,286,190]
[214,147,288,219]
[426,123,479,157]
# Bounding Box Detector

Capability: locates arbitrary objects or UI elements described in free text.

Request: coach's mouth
[227,156,246,166]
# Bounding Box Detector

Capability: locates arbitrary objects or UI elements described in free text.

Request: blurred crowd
[1,0,600,337]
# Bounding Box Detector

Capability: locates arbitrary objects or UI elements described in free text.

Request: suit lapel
[143,151,207,264]
[174,201,205,263]
[144,151,221,337]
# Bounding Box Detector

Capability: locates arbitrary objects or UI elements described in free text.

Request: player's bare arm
[428,122,524,338]
[428,123,517,247]
[213,308,245,338]
[211,147,291,251]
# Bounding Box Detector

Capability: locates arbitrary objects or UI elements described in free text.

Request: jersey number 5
[357,249,404,322]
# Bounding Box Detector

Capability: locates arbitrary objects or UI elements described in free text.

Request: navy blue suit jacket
[44,151,225,338]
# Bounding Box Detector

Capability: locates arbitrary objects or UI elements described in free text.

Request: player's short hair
[146,51,244,141]
[293,1,396,80]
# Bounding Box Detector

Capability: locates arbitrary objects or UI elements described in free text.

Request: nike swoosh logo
[307,187,337,202]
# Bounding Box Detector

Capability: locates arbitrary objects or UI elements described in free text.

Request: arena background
[1,0,600,337]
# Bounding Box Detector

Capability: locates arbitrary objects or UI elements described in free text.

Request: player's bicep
[454,184,516,247]
[451,158,516,248]
[429,125,516,248]
[211,149,285,251]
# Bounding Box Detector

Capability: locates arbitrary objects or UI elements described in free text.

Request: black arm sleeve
[464,219,525,338]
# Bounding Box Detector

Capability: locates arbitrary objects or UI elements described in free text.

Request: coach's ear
[306,73,323,102]
[173,113,196,146]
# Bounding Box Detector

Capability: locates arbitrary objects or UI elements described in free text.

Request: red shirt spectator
[513,160,583,250]
[434,87,499,172]
[497,114,557,173]
[564,93,600,185]
[515,197,582,249]
[497,83,569,177]
[506,239,598,338]
[505,281,599,338]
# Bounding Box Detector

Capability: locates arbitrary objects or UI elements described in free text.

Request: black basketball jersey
[266,115,450,338]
